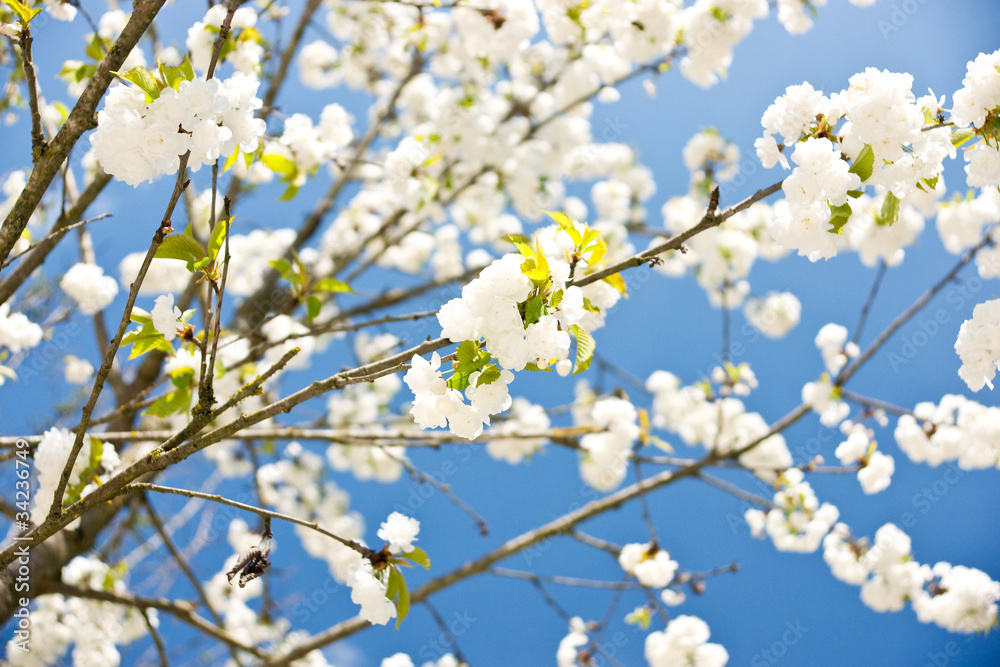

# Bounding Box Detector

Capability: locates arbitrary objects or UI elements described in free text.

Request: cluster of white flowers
[577,395,640,491]
[186,4,263,74]
[91,73,265,187]
[645,370,793,479]
[646,615,729,667]
[31,427,120,527]
[936,188,1000,256]
[439,253,572,371]
[755,69,953,261]
[894,394,1000,470]
[404,351,512,440]
[485,397,551,464]
[618,542,679,588]
[745,468,839,552]
[63,355,94,385]
[656,193,788,308]
[682,129,741,191]
[380,653,463,667]
[555,616,591,666]
[823,523,999,633]
[5,555,152,666]
[951,49,1000,188]
[801,323,858,426]
[834,424,895,494]
[743,291,801,338]
[954,298,1000,392]
[264,104,355,182]
[0,303,43,354]
[61,262,119,314]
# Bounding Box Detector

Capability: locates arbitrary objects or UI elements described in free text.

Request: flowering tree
[0,0,999,665]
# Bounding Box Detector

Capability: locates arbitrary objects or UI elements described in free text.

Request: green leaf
[402,546,431,570]
[951,127,977,148]
[384,567,399,601]
[113,65,161,102]
[524,362,554,372]
[827,202,853,236]
[269,258,300,285]
[223,145,241,172]
[146,384,193,417]
[130,307,152,325]
[877,191,901,227]
[313,277,353,293]
[122,322,173,360]
[475,365,502,387]
[279,182,301,201]
[391,567,411,629]
[524,295,545,325]
[85,34,105,62]
[917,175,939,193]
[262,153,296,177]
[2,0,41,24]
[571,325,595,375]
[504,233,533,257]
[846,189,865,199]
[179,53,196,82]
[207,216,231,262]
[155,233,206,266]
[849,144,874,182]
[548,289,563,310]
[306,296,322,324]
[521,239,550,286]
[450,342,492,390]
[545,210,581,245]
[88,436,104,470]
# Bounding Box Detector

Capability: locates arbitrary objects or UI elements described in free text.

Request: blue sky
[2,1,1000,665]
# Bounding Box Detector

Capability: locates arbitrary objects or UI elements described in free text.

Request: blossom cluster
[823,523,999,633]
[645,370,793,479]
[745,468,839,553]
[894,394,1000,470]
[91,73,265,186]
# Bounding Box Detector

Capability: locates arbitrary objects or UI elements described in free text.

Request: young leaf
[207,217,231,262]
[827,202,853,236]
[223,144,241,172]
[113,65,161,102]
[849,144,875,182]
[545,210,582,245]
[2,0,41,24]
[402,546,431,570]
[521,239,550,286]
[951,127,976,148]
[524,295,545,325]
[145,385,193,417]
[306,296,322,324]
[392,568,410,629]
[571,325,595,375]
[313,277,353,293]
[475,365,502,387]
[155,234,206,264]
[122,323,172,359]
[262,153,297,177]
[877,191,901,227]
